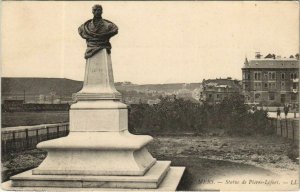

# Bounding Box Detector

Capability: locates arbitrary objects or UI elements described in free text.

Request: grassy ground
[1,135,298,190]
[1,111,69,128]
[148,135,299,190]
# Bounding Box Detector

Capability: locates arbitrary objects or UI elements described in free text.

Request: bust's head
[92,5,102,18]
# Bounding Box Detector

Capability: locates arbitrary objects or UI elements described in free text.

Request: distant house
[201,78,242,105]
[192,88,201,101]
[242,52,299,106]
[147,98,161,105]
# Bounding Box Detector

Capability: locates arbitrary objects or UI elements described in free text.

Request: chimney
[244,57,249,66]
[255,52,262,59]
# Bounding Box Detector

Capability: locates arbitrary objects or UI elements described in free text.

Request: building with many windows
[200,77,242,105]
[242,53,299,106]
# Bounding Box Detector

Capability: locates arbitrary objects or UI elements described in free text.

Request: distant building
[38,95,46,104]
[176,88,192,99]
[201,77,242,105]
[242,53,299,106]
[192,88,201,101]
[147,98,161,105]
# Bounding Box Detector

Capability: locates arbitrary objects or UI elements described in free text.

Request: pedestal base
[12,161,169,189]
[3,166,185,191]
[34,131,156,176]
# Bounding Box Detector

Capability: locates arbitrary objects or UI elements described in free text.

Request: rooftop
[243,58,299,69]
[203,78,241,90]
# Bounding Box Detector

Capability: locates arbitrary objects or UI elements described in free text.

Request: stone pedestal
[76,49,121,100]
[8,49,184,190]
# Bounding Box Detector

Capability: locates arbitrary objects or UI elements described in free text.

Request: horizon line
[1,76,242,85]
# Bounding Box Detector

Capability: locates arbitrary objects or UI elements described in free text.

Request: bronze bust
[78,5,118,59]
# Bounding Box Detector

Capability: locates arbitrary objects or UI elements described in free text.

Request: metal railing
[1,123,69,154]
[268,118,299,145]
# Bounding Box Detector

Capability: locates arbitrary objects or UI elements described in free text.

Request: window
[268,82,276,89]
[264,83,268,88]
[268,72,276,80]
[293,83,297,89]
[254,82,261,90]
[281,82,285,89]
[291,93,297,101]
[264,74,268,80]
[291,73,298,80]
[281,94,285,103]
[247,73,250,80]
[269,93,275,100]
[255,93,260,99]
[258,82,261,89]
[254,72,261,80]
[281,73,285,80]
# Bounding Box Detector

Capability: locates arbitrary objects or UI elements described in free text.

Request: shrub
[128,95,270,136]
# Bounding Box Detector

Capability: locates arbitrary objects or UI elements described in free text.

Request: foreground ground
[2,135,298,191]
[148,135,299,190]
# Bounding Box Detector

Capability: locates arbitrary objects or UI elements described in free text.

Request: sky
[1,1,299,84]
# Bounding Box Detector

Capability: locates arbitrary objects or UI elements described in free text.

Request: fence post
[276,119,278,135]
[2,139,5,154]
[280,120,282,136]
[292,120,295,143]
[12,131,16,151]
[57,126,60,138]
[66,124,70,135]
[46,127,49,140]
[274,119,277,134]
[36,129,39,143]
[25,129,29,148]
[286,119,288,138]
[274,119,279,135]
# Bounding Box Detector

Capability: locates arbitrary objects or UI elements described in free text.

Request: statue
[78,5,118,59]
[6,5,185,190]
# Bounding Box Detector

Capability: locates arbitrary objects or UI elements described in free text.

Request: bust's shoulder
[103,19,116,26]
[84,19,93,25]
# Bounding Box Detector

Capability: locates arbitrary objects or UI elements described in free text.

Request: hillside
[2,78,83,96]
[1,77,201,97]
[116,83,201,92]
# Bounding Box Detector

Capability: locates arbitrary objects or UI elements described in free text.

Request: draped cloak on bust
[78,18,118,59]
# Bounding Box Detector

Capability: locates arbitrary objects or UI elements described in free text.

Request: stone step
[11,161,171,189]
[3,166,185,191]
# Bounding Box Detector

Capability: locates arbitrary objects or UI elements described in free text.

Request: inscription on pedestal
[85,52,107,86]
